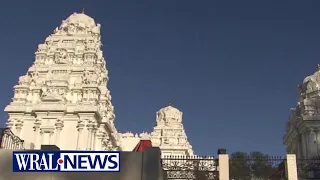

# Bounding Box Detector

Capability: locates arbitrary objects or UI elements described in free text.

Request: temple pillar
[306,129,311,157]
[91,123,98,150]
[55,119,64,147]
[15,122,23,138]
[315,129,320,154]
[307,128,319,156]
[33,119,41,149]
[302,131,308,157]
[76,120,85,150]
[86,122,94,150]
[48,132,54,144]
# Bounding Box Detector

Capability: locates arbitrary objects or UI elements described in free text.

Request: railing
[297,155,320,179]
[0,128,24,150]
[161,155,219,180]
[229,154,286,180]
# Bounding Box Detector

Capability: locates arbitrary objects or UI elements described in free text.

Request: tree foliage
[229,151,279,180]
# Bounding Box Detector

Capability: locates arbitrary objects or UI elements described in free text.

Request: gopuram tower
[284,64,320,158]
[120,103,194,155]
[151,102,194,156]
[4,11,122,150]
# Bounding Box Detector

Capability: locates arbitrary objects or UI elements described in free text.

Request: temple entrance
[161,155,219,180]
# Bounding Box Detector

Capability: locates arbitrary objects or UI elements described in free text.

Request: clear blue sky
[0,0,320,156]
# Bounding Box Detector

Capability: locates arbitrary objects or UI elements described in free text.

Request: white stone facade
[284,65,320,158]
[3,12,194,155]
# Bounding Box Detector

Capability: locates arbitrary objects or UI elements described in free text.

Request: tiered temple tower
[284,65,320,158]
[120,103,194,155]
[4,12,122,150]
[151,103,193,156]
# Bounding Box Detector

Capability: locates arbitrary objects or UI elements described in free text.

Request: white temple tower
[120,102,194,155]
[4,11,122,150]
[283,65,320,158]
[151,102,194,156]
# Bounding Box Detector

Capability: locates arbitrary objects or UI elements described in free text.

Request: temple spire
[153,102,194,155]
[3,12,119,151]
[81,8,85,14]
[317,64,320,71]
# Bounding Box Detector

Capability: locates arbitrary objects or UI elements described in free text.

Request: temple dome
[53,11,101,36]
[158,103,180,114]
[302,65,320,84]
[302,71,319,85]
[62,12,96,28]
[300,66,320,95]
[303,75,312,84]
[156,102,182,122]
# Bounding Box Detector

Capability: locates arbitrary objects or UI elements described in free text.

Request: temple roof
[133,139,152,152]
[157,102,181,117]
[62,12,96,28]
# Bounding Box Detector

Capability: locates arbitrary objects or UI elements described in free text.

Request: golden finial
[81,8,85,14]
[317,64,320,71]
[167,101,172,106]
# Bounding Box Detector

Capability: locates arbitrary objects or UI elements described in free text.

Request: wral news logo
[12,151,120,172]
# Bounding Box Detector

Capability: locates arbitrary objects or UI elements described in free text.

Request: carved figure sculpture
[82,70,90,84]
[98,71,107,85]
[40,85,48,97]
[30,71,39,86]
[55,49,68,64]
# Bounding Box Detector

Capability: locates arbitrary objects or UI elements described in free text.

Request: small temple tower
[283,64,320,158]
[119,102,194,155]
[150,102,194,156]
[4,11,122,150]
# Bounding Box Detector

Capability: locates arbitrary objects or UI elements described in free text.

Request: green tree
[229,152,251,180]
[229,151,278,180]
[249,151,276,179]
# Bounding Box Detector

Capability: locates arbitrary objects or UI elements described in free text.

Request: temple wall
[58,120,78,150]
[0,148,164,180]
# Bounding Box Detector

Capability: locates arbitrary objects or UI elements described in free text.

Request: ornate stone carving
[96,69,107,85]
[54,12,100,37]
[55,118,64,130]
[149,104,194,155]
[82,70,99,85]
[102,136,114,150]
[156,104,183,124]
[55,49,68,64]
[33,118,42,131]
[4,12,119,150]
